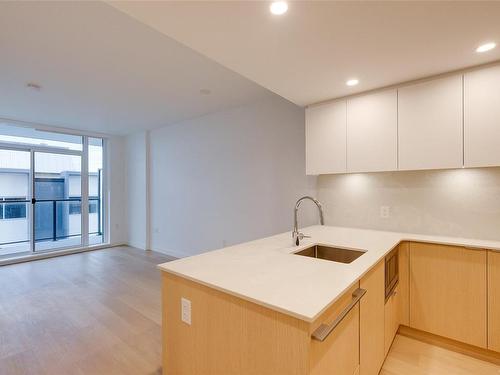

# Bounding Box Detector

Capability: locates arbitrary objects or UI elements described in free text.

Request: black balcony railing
[0,198,102,247]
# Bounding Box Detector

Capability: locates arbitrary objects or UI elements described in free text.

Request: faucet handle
[293,231,310,246]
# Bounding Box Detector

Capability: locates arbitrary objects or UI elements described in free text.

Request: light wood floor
[1,246,499,375]
[0,246,174,375]
[381,334,500,375]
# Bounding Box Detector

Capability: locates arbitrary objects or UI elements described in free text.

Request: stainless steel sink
[293,245,365,264]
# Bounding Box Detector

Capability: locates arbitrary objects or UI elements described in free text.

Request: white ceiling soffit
[109,1,500,106]
[0,1,272,135]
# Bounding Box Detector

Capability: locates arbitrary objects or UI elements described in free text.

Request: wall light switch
[181,297,191,325]
[380,206,390,219]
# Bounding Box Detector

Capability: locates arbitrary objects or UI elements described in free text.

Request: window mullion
[81,137,89,247]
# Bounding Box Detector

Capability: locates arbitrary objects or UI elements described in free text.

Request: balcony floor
[0,234,103,258]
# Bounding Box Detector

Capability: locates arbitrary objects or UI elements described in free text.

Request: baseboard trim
[151,247,189,259]
[398,325,500,366]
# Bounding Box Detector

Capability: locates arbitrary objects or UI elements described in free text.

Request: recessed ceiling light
[476,42,496,53]
[346,79,359,87]
[270,1,288,15]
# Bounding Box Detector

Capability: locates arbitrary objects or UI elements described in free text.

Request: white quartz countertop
[158,226,500,322]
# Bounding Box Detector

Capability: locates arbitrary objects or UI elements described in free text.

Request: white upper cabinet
[347,90,397,173]
[398,75,463,170]
[305,100,346,175]
[305,65,500,175]
[464,65,500,167]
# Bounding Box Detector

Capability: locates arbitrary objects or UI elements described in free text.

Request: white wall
[317,167,500,241]
[125,131,148,249]
[147,95,317,257]
[107,135,128,245]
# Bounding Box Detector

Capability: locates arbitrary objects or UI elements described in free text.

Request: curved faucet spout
[292,196,324,246]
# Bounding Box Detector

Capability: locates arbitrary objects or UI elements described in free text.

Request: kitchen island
[158,226,500,374]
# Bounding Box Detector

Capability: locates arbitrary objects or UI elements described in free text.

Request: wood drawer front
[310,284,360,375]
[409,242,487,348]
[488,251,500,352]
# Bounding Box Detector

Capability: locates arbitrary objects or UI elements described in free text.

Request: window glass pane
[0,123,82,151]
[89,201,98,214]
[88,138,104,245]
[0,149,31,256]
[69,201,81,215]
[34,152,81,251]
[4,198,27,219]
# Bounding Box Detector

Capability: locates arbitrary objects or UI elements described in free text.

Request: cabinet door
[488,251,500,352]
[360,261,385,375]
[409,242,487,348]
[306,100,346,175]
[310,284,360,375]
[398,75,463,170]
[347,90,397,173]
[464,65,500,167]
[398,242,410,326]
[384,283,400,356]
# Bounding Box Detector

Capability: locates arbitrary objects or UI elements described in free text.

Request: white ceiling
[0,1,271,135]
[109,1,500,106]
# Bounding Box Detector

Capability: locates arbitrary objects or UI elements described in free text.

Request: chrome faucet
[292,196,324,246]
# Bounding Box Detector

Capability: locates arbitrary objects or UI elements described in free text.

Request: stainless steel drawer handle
[311,288,366,342]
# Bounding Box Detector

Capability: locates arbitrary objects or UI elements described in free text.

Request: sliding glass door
[0,123,106,259]
[33,151,82,252]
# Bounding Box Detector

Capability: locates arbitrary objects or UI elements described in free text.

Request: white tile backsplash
[317,167,500,241]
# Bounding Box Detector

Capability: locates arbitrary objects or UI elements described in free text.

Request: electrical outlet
[380,206,390,219]
[181,297,191,325]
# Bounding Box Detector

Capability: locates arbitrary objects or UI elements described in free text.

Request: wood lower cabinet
[162,273,310,375]
[163,273,361,375]
[161,243,499,375]
[310,284,360,375]
[409,242,488,348]
[488,251,500,352]
[359,260,385,375]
